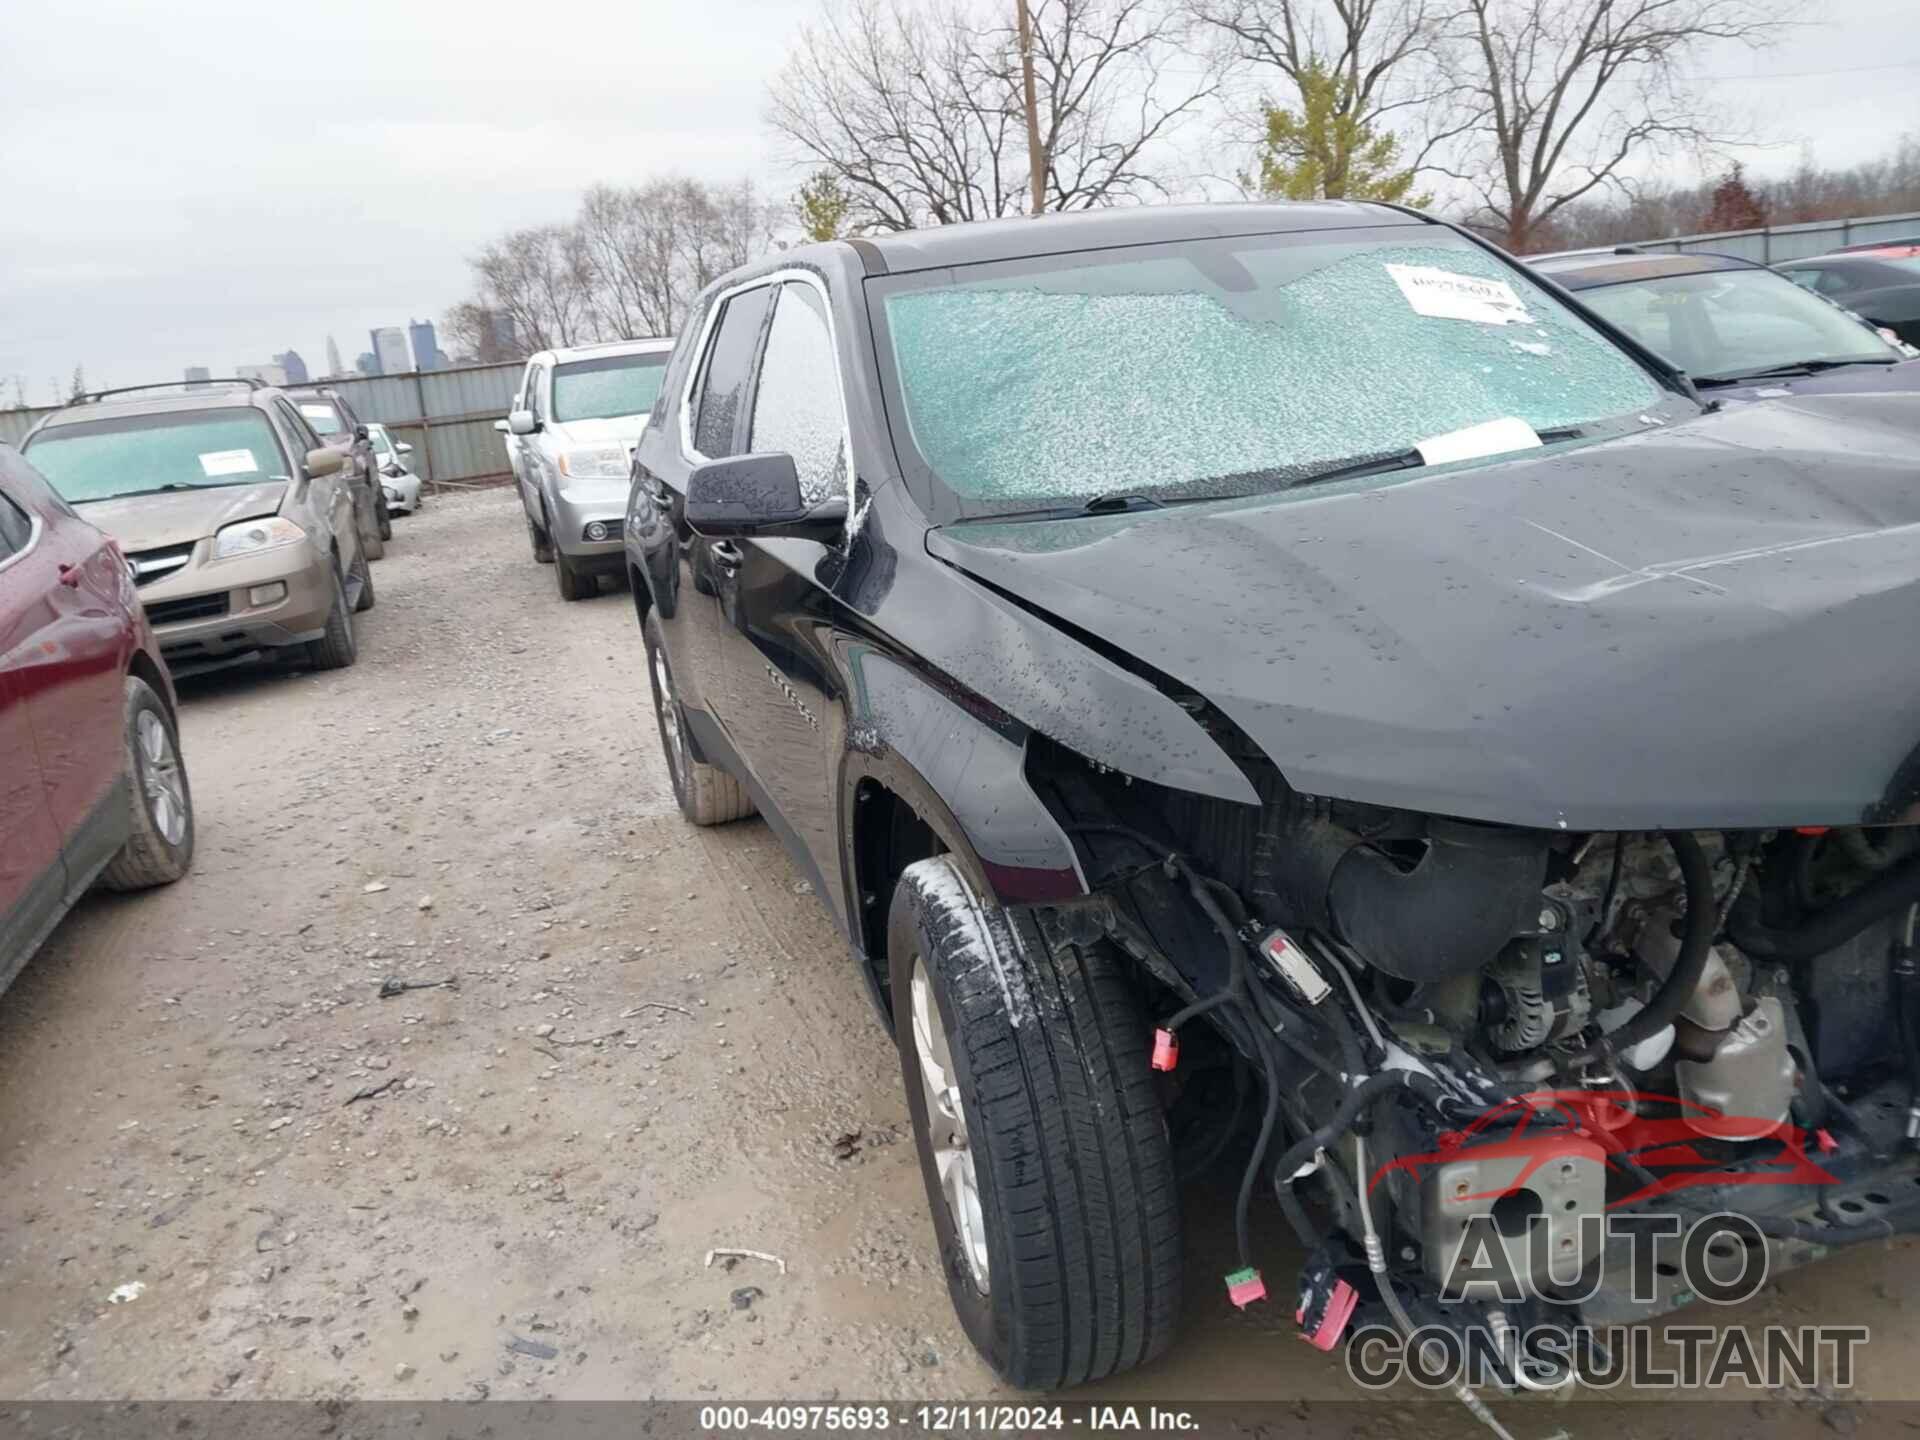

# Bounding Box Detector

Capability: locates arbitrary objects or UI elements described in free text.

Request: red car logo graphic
[1371,1089,1840,1210]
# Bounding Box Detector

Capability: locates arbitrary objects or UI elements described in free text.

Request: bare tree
[1437,0,1783,252]
[574,178,783,338]
[1191,0,1463,194]
[451,177,785,359]
[442,301,523,364]
[466,225,596,353]
[768,0,1216,231]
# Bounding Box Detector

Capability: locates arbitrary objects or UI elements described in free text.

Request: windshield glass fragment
[879,231,1663,509]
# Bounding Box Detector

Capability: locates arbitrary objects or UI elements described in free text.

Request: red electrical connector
[1150,1027,1179,1072]
[1225,1267,1266,1308]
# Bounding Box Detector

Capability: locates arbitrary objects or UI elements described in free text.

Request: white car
[495,337,674,601]
[367,423,423,515]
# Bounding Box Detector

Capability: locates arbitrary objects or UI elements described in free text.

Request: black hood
[928,393,1920,831]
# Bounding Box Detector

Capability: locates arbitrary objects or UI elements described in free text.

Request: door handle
[711,540,744,572]
[58,562,82,588]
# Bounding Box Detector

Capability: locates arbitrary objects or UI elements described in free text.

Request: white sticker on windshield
[1386,264,1533,326]
[198,449,260,477]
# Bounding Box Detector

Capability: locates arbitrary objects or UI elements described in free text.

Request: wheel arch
[836,655,1087,1018]
[125,648,175,722]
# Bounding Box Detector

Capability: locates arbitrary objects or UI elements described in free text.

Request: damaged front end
[1029,733,1920,1386]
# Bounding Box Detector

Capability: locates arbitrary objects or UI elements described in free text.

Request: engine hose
[1270,1069,1445,1217]
[1728,851,1920,961]
[1235,1017,1286,1270]
[1570,831,1714,1067]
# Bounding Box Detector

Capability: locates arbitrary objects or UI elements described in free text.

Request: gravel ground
[1,487,1916,1426]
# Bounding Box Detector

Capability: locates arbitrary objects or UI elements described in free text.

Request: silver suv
[21,379,373,677]
[498,338,673,601]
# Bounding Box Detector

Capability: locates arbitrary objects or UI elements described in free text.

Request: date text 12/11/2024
[699,1405,1201,1431]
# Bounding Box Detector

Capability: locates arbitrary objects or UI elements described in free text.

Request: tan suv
[21,379,373,677]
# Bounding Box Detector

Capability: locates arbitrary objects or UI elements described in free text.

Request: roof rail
[80,378,266,404]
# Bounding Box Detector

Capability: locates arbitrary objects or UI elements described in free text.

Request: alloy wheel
[135,710,188,846]
[911,956,990,1293]
[652,646,689,786]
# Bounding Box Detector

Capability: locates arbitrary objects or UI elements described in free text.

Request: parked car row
[1,374,429,999]
[601,200,1920,1399]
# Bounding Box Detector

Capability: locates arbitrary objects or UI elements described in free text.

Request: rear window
[552,353,669,424]
[298,401,345,435]
[23,408,290,504]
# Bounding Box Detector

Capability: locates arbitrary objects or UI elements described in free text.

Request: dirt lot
[2,488,1918,1428]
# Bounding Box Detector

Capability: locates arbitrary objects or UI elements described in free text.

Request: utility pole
[1015,0,1045,215]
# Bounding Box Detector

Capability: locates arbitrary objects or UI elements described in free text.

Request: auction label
[1386,263,1533,325]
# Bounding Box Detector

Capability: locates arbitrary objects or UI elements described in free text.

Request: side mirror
[305,447,345,477]
[508,410,539,436]
[684,452,846,542]
[396,441,414,455]
[493,419,509,434]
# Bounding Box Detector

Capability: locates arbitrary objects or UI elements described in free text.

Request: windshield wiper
[1077,492,1166,515]
[1694,357,1899,386]
[1211,448,1426,496]
[84,482,204,501]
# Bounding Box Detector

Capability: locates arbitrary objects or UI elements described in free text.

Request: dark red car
[0,444,194,997]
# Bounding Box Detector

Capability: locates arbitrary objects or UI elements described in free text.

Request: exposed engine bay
[1035,738,1920,1400]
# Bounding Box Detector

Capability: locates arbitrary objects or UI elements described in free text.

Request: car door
[634,281,776,763]
[275,400,353,558]
[526,364,559,524]
[708,277,852,895]
[4,457,132,891]
[505,361,532,486]
[0,470,69,987]
[515,363,544,521]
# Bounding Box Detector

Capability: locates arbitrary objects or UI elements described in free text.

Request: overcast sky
[1,0,1914,402]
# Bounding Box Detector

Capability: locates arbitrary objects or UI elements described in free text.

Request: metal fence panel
[0,405,56,448]
[0,362,524,486]
[1627,210,1920,264]
[318,361,522,486]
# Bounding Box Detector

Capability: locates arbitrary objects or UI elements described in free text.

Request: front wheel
[888,858,1181,1389]
[554,544,591,601]
[304,557,358,670]
[100,677,194,891]
[350,541,377,612]
[528,516,553,565]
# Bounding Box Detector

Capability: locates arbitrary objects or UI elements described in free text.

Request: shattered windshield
[876,227,1665,512]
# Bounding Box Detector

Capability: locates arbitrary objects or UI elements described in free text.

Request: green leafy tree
[1245,63,1426,205]
[795,170,854,242]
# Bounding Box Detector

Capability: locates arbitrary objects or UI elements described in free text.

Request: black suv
[625,203,1920,1394]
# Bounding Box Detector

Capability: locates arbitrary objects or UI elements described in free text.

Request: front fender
[836,642,1085,909]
